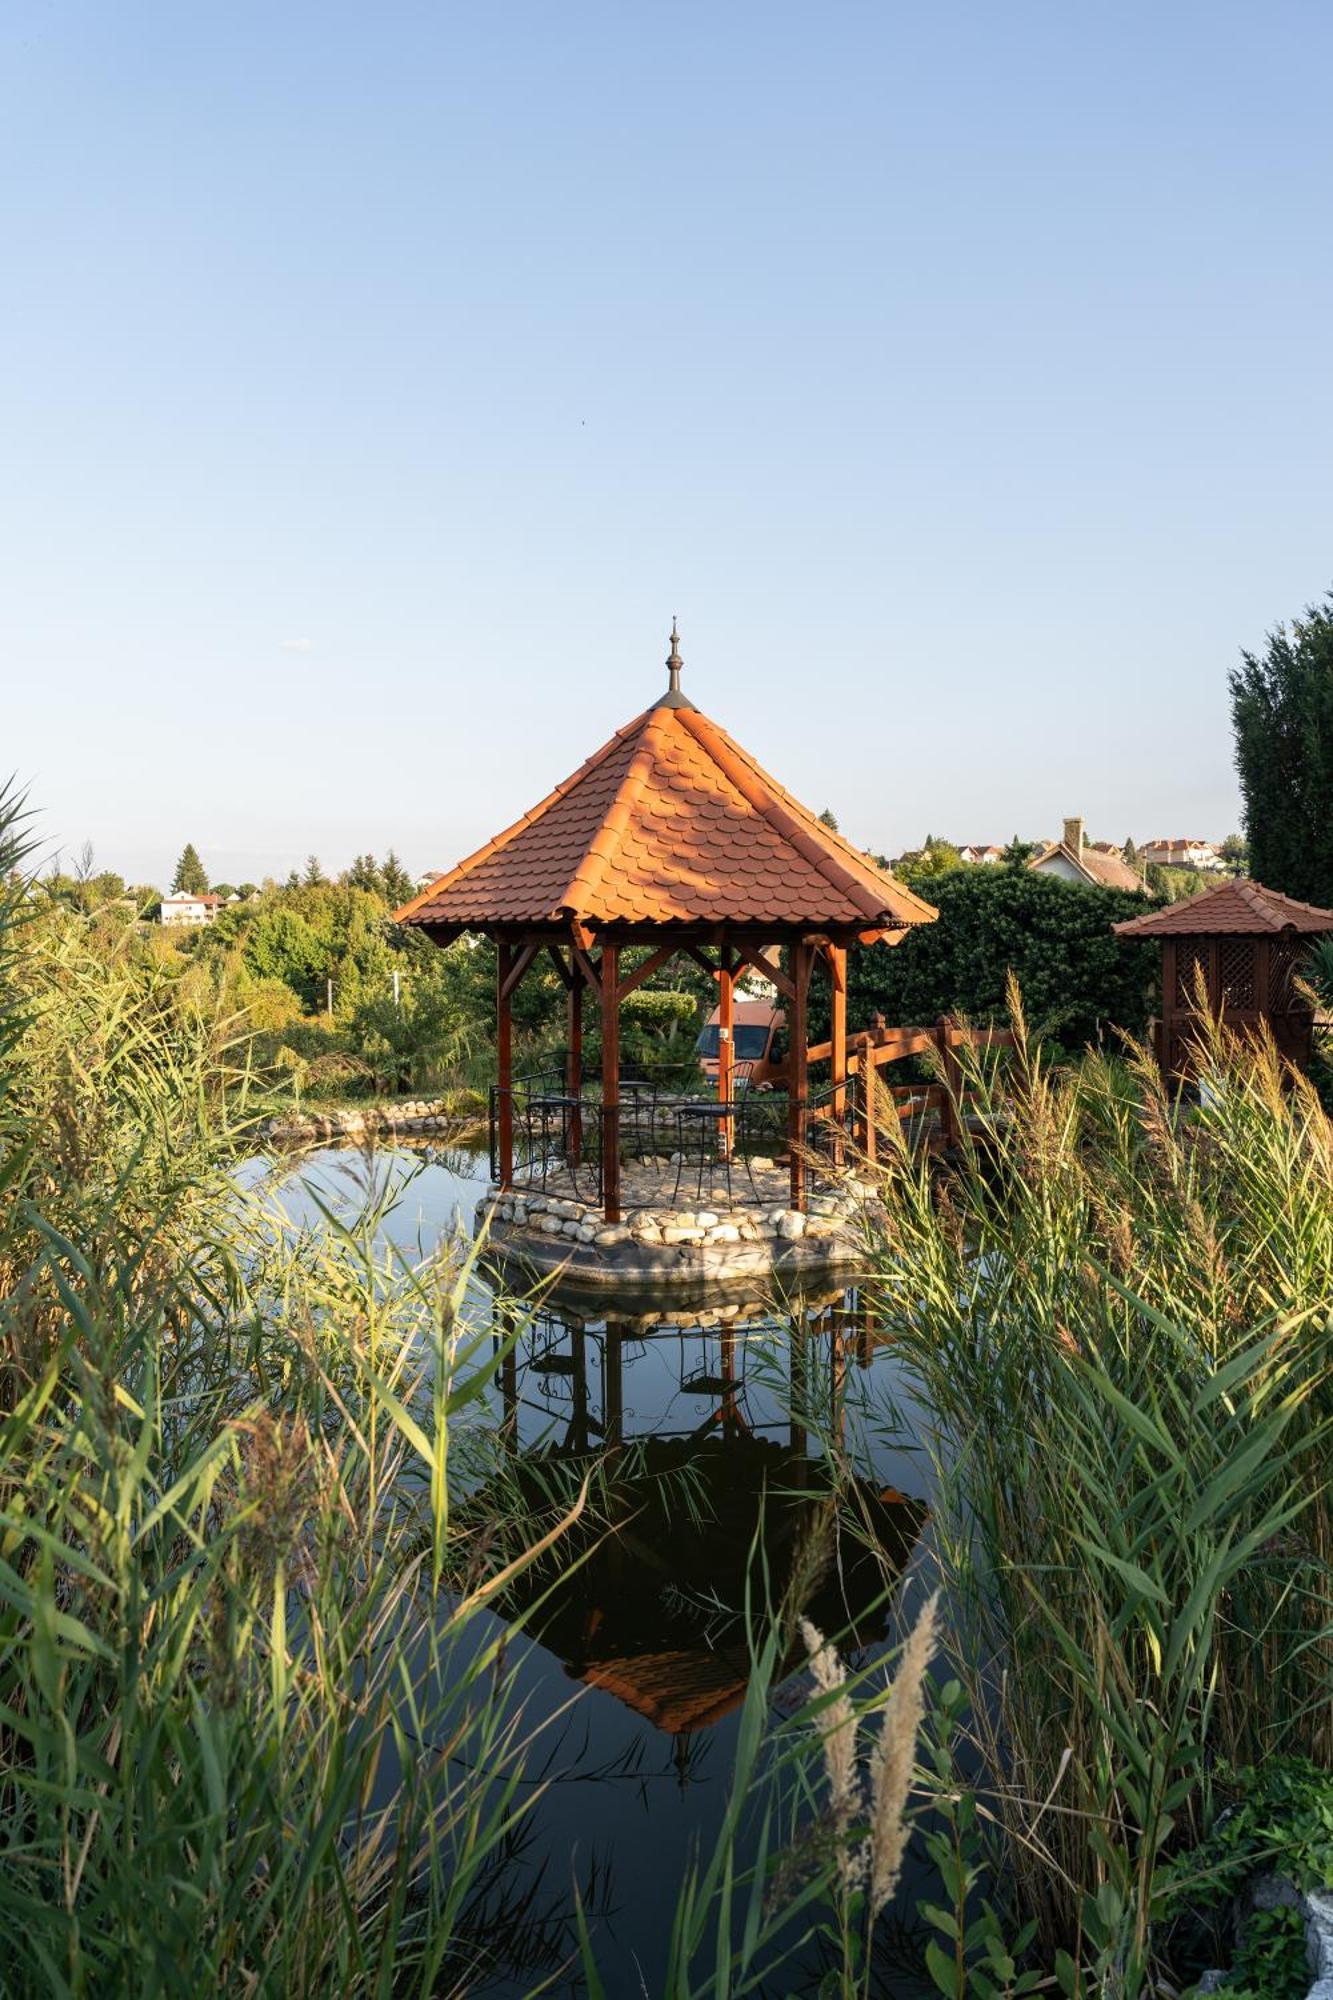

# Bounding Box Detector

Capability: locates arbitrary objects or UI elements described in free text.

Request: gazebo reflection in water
[477,1287,927,1755]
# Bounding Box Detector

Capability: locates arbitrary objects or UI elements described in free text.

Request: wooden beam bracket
[500,940,542,1002]
[616,944,677,1001]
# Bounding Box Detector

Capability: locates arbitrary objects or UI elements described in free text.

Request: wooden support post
[718,947,735,1159]
[604,1322,624,1448]
[861,1058,878,1165]
[721,1321,738,1435]
[788,941,811,1211]
[568,1323,588,1454]
[600,941,621,1222]
[831,1319,847,1455]
[937,1015,959,1152]
[496,938,514,1189]
[829,944,847,1167]
[788,1320,808,1464]
[567,958,584,1163]
[493,1299,519,1450]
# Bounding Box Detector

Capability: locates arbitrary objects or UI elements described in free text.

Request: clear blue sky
[5,1,1331,887]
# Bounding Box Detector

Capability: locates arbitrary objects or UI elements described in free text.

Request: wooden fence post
[937,1015,960,1152]
[862,1057,878,1165]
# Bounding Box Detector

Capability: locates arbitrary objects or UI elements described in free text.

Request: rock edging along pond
[260,1100,465,1144]
[476,1173,882,1291]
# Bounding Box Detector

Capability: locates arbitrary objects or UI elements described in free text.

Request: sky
[4,1,1332,889]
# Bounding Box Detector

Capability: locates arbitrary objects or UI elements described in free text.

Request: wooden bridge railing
[803,1014,1017,1159]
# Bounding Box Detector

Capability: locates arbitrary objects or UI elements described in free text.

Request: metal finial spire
[666,617,683,694]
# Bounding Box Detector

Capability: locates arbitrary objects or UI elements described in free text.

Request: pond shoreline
[259,1100,483,1146]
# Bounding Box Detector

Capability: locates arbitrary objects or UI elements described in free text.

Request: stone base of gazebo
[475,1159,881,1295]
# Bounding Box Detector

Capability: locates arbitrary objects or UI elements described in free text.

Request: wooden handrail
[805,1018,1016,1071]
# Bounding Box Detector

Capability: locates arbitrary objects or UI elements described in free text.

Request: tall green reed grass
[0,801,604,1992]
[0,791,938,1997]
[862,979,1333,1992]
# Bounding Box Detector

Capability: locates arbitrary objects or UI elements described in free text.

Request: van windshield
[695,1024,771,1061]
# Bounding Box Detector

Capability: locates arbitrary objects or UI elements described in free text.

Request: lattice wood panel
[1269,937,1307,1008]
[1174,943,1210,1009]
[1219,938,1255,1010]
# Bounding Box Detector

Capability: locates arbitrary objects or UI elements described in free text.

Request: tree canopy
[1231,594,1333,904]
[171,844,209,896]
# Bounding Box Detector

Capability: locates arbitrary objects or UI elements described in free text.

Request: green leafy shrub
[817,868,1156,1048]
[1183,1758,1333,1901]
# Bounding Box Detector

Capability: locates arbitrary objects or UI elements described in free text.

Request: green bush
[825,867,1156,1049]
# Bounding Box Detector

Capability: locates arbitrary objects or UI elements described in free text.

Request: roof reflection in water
[475,1288,928,1748]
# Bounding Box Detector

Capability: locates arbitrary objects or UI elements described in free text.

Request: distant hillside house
[160,892,223,927]
[1139,838,1224,871]
[959,843,1004,865]
[1028,818,1144,893]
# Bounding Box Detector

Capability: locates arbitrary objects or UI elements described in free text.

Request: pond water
[251,1142,937,1996]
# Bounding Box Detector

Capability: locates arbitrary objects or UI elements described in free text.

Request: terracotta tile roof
[396,695,937,934]
[580,1646,750,1734]
[1029,841,1145,894]
[1114,878,1333,938]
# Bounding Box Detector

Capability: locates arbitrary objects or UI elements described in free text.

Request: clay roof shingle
[1114,878,1333,938]
[395,694,937,935]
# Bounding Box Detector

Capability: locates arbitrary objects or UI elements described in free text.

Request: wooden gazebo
[1113,877,1333,1076]
[396,627,936,1219]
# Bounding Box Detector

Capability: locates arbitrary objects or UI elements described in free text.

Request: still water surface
[255,1142,936,1996]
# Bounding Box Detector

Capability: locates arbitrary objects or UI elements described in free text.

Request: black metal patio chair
[671,1061,757,1207]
